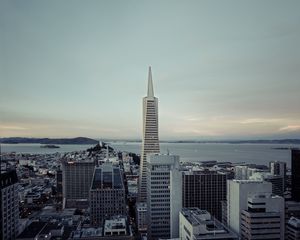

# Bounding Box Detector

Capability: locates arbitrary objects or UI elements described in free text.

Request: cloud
[279,125,300,132]
[0,125,29,130]
[239,118,282,124]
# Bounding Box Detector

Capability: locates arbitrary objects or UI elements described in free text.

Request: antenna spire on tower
[147,66,154,97]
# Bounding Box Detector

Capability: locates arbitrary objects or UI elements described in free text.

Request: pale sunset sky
[1,1,300,140]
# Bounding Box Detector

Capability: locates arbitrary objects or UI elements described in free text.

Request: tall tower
[138,67,160,202]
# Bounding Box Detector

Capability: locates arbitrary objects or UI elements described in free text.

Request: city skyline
[1,1,300,140]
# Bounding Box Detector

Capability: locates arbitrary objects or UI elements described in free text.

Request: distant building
[234,165,248,180]
[138,67,160,202]
[270,161,286,176]
[62,159,95,208]
[182,170,227,221]
[1,170,19,240]
[250,172,284,196]
[292,149,300,201]
[287,217,300,240]
[227,180,272,235]
[89,162,126,226]
[146,154,181,240]
[56,169,63,205]
[240,193,285,239]
[179,208,238,239]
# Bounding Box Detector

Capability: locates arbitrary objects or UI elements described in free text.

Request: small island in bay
[40,144,60,149]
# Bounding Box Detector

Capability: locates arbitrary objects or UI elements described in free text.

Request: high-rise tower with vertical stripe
[138,67,160,202]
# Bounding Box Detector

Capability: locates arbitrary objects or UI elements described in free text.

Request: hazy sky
[1,1,300,140]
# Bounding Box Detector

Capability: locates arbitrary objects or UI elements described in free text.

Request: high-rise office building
[182,170,227,221]
[270,160,287,191]
[138,67,160,202]
[241,193,285,239]
[89,162,126,226]
[270,161,286,176]
[1,170,19,240]
[227,180,272,235]
[179,208,238,240]
[62,159,95,208]
[146,154,181,240]
[292,149,300,201]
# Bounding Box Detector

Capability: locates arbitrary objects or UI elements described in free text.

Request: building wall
[136,202,147,233]
[89,165,126,226]
[139,68,160,203]
[146,154,179,240]
[90,189,126,226]
[292,149,300,201]
[62,160,95,208]
[227,180,272,235]
[240,194,285,240]
[182,171,227,221]
[1,170,19,240]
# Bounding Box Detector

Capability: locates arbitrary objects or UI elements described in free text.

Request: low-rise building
[179,208,238,239]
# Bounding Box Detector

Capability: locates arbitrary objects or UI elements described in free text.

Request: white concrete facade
[227,180,272,235]
[146,154,180,240]
[241,193,285,239]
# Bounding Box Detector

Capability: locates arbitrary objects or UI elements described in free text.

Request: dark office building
[292,149,300,202]
[62,159,95,209]
[182,170,227,221]
[90,162,126,226]
[1,170,19,240]
[56,169,63,205]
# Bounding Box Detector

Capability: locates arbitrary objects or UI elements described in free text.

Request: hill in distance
[0,137,99,145]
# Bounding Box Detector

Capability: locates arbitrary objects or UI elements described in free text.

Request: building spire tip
[147,67,154,97]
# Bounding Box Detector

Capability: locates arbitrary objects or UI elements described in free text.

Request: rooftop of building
[136,202,147,209]
[231,179,264,184]
[72,228,103,239]
[104,216,127,232]
[183,169,228,175]
[288,217,300,228]
[181,208,238,239]
[0,169,18,188]
[181,208,215,226]
[248,192,283,200]
[91,163,124,190]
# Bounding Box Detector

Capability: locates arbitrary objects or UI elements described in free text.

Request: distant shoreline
[0,137,98,145]
[1,137,300,145]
